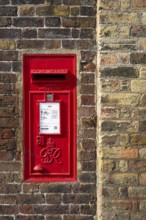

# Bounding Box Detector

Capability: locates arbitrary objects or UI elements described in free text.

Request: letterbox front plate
[23,54,77,182]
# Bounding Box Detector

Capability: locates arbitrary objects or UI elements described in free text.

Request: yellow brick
[106,13,137,24]
[100,26,118,37]
[102,147,138,159]
[119,26,130,38]
[141,13,146,25]
[53,6,69,17]
[111,173,138,185]
[140,67,146,78]
[102,93,140,106]
[119,160,128,172]
[0,40,16,50]
[121,0,131,10]
[131,80,146,93]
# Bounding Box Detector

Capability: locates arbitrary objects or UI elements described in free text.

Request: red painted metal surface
[23,54,77,182]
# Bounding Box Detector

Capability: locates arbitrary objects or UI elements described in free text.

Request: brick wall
[0,1,97,220]
[98,0,146,219]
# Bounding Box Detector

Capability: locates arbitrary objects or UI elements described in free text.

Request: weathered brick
[101,67,138,78]
[131,0,146,8]
[101,107,119,119]
[1,214,14,220]
[19,204,35,214]
[0,6,17,16]
[130,53,146,64]
[128,187,146,198]
[102,147,138,159]
[81,62,96,72]
[139,148,146,159]
[0,0,9,4]
[130,134,146,145]
[38,28,70,39]
[119,187,128,198]
[0,183,21,194]
[81,51,96,62]
[62,17,96,28]
[45,17,61,27]
[139,173,146,185]
[131,26,146,37]
[101,160,117,172]
[0,195,16,204]
[13,18,44,27]
[46,194,61,204]
[62,40,76,49]
[0,17,11,27]
[100,25,118,37]
[100,12,138,24]
[101,93,140,106]
[16,216,44,220]
[0,40,16,50]
[101,79,119,92]
[63,193,95,204]
[80,85,95,95]
[79,173,96,183]
[131,80,146,93]
[22,184,39,193]
[0,150,14,161]
[81,95,95,105]
[0,74,17,83]
[44,40,61,49]
[119,26,130,38]
[100,39,137,51]
[70,204,80,214]
[64,215,94,220]
[17,40,44,49]
[46,216,61,220]
[100,0,120,10]
[70,6,80,16]
[140,121,146,131]
[63,0,96,5]
[0,62,11,72]
[82,161,96,171]
[129,160,146,172]
[33,204,69,214]
[36,6,69,17]
[18,5,35,16]
[72,29,80,38]
[40,184,71,193]
[80,204,96,215]
[1,129,13,138]
[80,29,94,39]
[104,173,138,186]
[82,139,96,150]
[16,194,45,204]
[0,51,18,61]
[102,186,119,198]
[100,53,117,65]
[119,160,128,172]
[72,183,96,193]
[80,7,96,16]
[22,29,37,38]
[103,199,138,212]
[0,205,18,214]
[11,0,45,4]
[102,212,130,220]
[0,162,20,172]
[0,29,21,39]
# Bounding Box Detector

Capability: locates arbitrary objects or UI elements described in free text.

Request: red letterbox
[23,54,76,182]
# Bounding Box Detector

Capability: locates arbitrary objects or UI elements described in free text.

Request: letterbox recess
[23,54,77,182]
